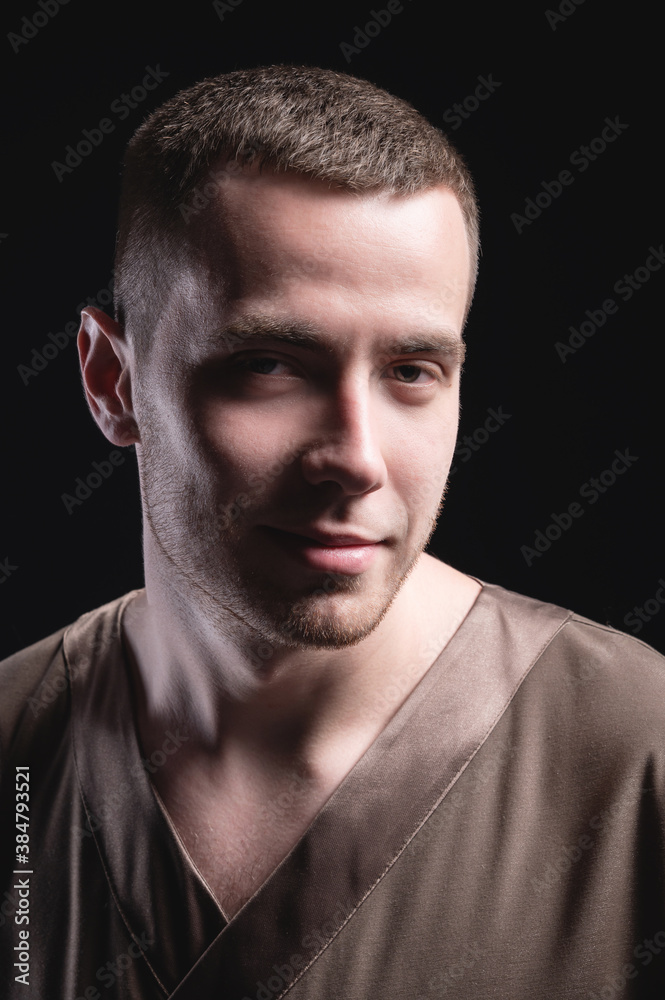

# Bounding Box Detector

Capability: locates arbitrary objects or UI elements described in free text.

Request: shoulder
[479,578,665,674]
[479,579,665,754]
[557,608,665,682]
[0,591,139,763]
[0,627,69,738]
[545,608,665,749]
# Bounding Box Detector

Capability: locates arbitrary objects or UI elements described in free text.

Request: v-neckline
[66,581,571,997]
[121,573,485,924]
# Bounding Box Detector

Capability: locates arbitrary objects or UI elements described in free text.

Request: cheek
[387,413,458,502]
[396,463,450,515]
[198,405,303,487]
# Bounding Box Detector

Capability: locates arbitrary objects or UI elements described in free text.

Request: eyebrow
[210,317,466,366]
[383,335,466,366]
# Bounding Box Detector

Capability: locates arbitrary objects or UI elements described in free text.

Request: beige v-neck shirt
[1,581,664,998]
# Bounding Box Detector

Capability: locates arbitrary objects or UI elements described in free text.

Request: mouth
[259,526,384,575]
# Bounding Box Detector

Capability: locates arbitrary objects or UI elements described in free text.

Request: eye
[233,356,294,376]
[390,363,436,384]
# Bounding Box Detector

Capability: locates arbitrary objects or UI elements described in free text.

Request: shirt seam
[277,608,573,998]
[66,598,171,998]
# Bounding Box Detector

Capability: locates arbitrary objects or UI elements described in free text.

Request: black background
[2,0,663,659]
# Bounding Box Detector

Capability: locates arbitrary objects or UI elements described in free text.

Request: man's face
[132,170,470,649]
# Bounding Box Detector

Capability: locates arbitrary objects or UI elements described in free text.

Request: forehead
[154,169,471,364]
[196,167,468,277]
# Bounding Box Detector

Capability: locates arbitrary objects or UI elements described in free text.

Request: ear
[77,306,140,447]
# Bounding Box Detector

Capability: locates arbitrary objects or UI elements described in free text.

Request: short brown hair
[114,65,480,355]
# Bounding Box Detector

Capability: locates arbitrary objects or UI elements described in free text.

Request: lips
[275,526,382,546]
[260,525,383,574]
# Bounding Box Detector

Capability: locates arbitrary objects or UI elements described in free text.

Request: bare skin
[79,169,481,919]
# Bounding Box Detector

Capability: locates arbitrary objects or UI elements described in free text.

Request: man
[1,65,664,999]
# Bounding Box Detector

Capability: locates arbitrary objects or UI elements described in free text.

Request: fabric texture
[1,581,664,998]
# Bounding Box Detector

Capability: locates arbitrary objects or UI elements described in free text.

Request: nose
[300,380,388,497]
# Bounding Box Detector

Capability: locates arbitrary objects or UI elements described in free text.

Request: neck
[122,528,481,767]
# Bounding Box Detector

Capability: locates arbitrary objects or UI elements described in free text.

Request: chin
[219,527,431,651]
[247,565,409,650]
[278,603,390,650]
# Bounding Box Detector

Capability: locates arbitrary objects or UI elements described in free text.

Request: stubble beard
[137,425,446,652]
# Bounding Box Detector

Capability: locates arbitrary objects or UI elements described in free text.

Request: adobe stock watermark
[178,140,267,223]
[27,624,124,718]
[0,888,18,929]
[449,405,511,476]
[339,1,409,63]
[27,661,77,718]
[74,931,154,998]
[8,0,71,54]
[442,74,502,131]
[212,0,246,20]
[243,895,356,1000]
[61,448,130,515]
[587,929,665,1000]
[51,66,170,182]
[623,578,665,635]
[520,448,638,566]
[212,443,306,536]
[74,729,189,841]
[241,572,351,673]
[244,580,374,674]
[226,767,315,870]
[511,116,629,234]
[555,244,665,362]
[531,796,630,898]
[0,557,18,585]
[419,941,487,996]
[366,584,485,724]
[17,277,114,385]
[545,0,586,31]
